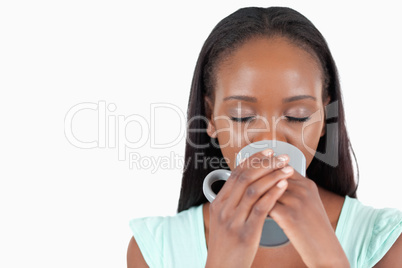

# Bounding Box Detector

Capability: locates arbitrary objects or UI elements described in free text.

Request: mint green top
[129,196,402,268]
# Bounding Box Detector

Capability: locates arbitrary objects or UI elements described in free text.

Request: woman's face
[206,37,329,171]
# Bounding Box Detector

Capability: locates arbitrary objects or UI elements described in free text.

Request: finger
[212,148,275,203]
[271,168,307,201]
[275,188,295,206]
[234,166,294,222]
[210,150,288,225]
[276,177,318,206]
[267,201,288,228]
[225,152,290,209]
[239,149,288,171]
[244,178,288,231]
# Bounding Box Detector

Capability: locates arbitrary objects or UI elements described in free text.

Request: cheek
[213,119,242,170]
[297,121,324,168]
[219,146,237,171]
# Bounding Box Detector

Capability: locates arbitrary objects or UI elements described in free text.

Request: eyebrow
[282,95,316,103]
[222,94,316,103]
[223,95,257,102]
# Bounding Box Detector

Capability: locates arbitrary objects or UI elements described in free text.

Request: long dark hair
[177,6,359,213]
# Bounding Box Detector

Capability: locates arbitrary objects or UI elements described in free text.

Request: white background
[1,1,401,267]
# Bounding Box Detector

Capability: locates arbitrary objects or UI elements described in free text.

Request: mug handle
[202,169,231,202]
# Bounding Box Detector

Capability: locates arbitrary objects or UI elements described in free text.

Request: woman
[128,7,402,267]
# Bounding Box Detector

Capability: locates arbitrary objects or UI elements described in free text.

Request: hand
[269,170,350,267]
[205,149,292,268]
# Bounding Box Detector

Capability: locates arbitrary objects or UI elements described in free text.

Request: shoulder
[337,196,402,267]
[365,202,402,267]
[128,205,202,238]
[127,204,206,267]
[373,233,402,267]
[127,215,166,267]
[127,236,148,268]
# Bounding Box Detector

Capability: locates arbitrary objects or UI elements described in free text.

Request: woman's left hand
[269,169,350,268]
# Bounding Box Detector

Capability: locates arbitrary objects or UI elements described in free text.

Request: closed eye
[285,116,310,123]
[230,116,310,123]
[230,116,254,123]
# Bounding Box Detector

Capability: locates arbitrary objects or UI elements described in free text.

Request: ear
[204,96,217,138]
[320,97,331,137]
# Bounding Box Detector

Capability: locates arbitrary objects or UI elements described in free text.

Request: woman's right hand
[205,148,294,268]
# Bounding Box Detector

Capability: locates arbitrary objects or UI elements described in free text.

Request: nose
[249,117,288,144]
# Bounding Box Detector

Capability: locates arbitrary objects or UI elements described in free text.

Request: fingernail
[281,166,293,174]
[239,157,247,165]
[262,148,273,156]
[277,154,288,162]
[276,180,288,188]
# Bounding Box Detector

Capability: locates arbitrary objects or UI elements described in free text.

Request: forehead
[214,37,323,103]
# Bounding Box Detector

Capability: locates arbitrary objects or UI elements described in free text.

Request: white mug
[203,140,306,247]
